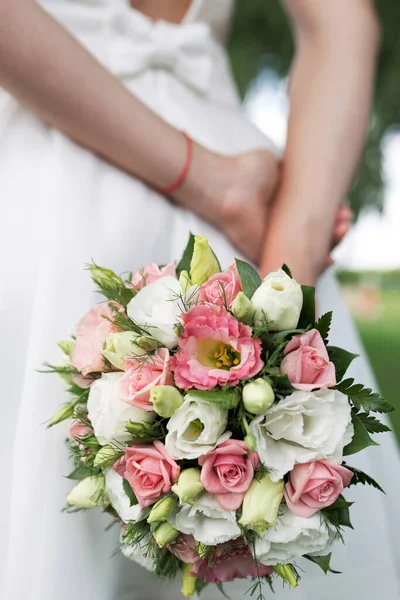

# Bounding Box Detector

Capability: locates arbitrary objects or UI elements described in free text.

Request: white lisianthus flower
[105,469,147,523]
[126,276,183,349]
[165,394,229,460]
[254,505,336,566]
[251,269,303,331]
[120,532,155,572]
[172,493,241,545]
[88,372,155,445]
[250,389,353,481]
[67,475,108,509]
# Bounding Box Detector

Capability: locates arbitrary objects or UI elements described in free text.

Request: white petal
[105,470,147,523]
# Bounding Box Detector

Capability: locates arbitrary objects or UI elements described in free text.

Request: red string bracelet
[156,132,193,196]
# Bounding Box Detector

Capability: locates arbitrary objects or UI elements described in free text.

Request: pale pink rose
[131,260,177,291]
[198,440,259,510]
[284,460,354,518]
[68,420,93,440]
[70,303,115,376]
[115,441,180,509]
[198,263,242,309]
[71,373,94,389]
[173,305,263,391]
[189,539,273,584]
[280,329,336,391]
[168,534,198,564]
[120,348,174,410]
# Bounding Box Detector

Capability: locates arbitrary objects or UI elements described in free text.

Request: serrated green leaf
[323,495,354,529]
[357,413,391,434]
[298,285,315,328]
[336,378,394,414]
[328,346,359,381]
[281,263,292,278]
[304,553,341,575]
[189,388,240,410]
[122,479,138,506]
[313,311,332,342]
[66,464,100,481]
[177,232,195,276]
[345,465,385,494]
[235,259,262,299]
[343,410,379,456]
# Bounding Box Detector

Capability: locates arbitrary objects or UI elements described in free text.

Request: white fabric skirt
[0,27,399,600]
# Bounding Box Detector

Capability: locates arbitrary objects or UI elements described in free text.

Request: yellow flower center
[197,340,241,370]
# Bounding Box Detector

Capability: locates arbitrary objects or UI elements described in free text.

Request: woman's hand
[174,147,281,262]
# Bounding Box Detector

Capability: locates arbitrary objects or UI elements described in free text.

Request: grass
[351,290,400,444]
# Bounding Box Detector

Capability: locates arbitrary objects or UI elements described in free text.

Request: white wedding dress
[0,1,399,599]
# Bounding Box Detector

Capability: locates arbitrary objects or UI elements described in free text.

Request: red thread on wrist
[156,132,193,196]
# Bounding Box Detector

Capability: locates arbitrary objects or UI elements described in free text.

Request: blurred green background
[228,0,400,443]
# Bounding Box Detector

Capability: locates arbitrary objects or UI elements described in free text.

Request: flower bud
[244,433,257,452]
[102,331,146,370]
[231,292,256,325]
[273,564,299,588]
[93,444,121,468]
[181,563,198,597]
[172,468,205,505]
[134,336,159,352]
[242,379,275,415]
[124,420,155,442]
[196,542,211,560]
[179,270,192,294]
[190,236,220,286]
[147,496,177,524]
[239,473,284,536]
[153,522,179,548]
[252,269,303,331]
[150,385,184,418]
[57,340,75,356]
[47,401,77,428]
[67,475,109,509]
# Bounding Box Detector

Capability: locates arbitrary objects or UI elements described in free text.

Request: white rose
[105,469,147,523]
[88,372,155,445]
[252,269,303,331]
[120,532,155,572]
[165,394,229,460]
[102,331,147,370]
[250,389,353,481]
[126,276,183,349]
[254,505,335,566]
[172,493,241,545]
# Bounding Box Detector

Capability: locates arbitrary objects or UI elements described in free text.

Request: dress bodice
[38,0,236,98]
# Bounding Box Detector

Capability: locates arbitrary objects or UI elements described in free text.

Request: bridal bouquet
[45,234,393,597]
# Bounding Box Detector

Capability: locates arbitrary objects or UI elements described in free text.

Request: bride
[0,0,398,599]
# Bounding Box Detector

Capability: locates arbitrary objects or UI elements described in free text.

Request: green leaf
[66,464,100,481]
[357,412,391,434]
[235,259,262,299]
[343,410,379,456]
[335,378,394,414]
[328,346,359,381]
[57,340,75,356]
[122,479,138,506]
[345,465,385,494]
[297,285,315,328]
[189,388,240,410]
[313,311,332,342]
[304,553,341,575]
[216,583,230,599]
[281,263,292,278]
[177,232,195,276]
[323,495,354,529]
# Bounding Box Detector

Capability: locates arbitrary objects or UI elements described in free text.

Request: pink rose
[120,348,174,410]
[70,303,115,376]
[68,420,93,440]
[198,263,242,309]
[131,260,177,291]
[189,539,273,584]
[173,305,263,391]
[198,440,259,510]
[115,441,180,509]
[280,329,336,391]
[284,460,354,517]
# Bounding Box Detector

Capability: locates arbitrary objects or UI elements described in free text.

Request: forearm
[0,0,220,209]
[261,0,380,282]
